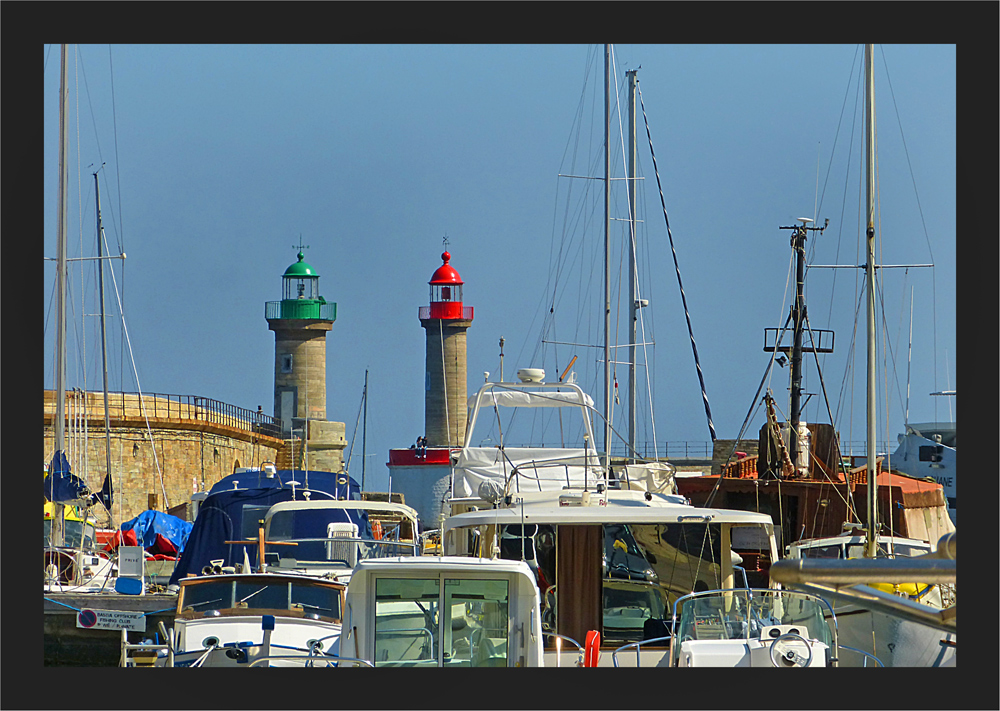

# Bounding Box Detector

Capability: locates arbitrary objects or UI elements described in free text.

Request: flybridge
[453,378,604,501]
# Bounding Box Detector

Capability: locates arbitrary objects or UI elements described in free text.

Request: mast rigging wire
[637,86,716,442]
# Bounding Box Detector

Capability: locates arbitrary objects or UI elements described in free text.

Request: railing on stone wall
[606,441,715,460]
[43,390,282,440]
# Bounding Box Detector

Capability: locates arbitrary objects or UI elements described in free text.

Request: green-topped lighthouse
[265,246,346,472]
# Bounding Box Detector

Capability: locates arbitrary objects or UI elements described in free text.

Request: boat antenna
[904,286,913,424]
[498,336,505,383]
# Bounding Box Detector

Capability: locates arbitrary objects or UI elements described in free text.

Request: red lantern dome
[425,251,471,320]
[429,251,463,286]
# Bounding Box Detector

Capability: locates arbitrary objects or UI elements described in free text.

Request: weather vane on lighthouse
[293,234,310,254]
[442,233,450,250]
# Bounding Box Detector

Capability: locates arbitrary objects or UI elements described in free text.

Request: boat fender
[870,582,935,599]
[583,630,600,667]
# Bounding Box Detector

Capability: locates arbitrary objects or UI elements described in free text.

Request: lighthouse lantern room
[283,251,320,300]
[426,251,466,320]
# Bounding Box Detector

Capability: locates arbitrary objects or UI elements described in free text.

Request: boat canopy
[207,468,358,498]
[468,388,594,410]
[43,451,90,504]
[169,470,362,585]
[455,381,604,498]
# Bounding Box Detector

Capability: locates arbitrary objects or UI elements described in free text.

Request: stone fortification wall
[712,438,760,476]
[43,390,346,527]
[43,424,282,526]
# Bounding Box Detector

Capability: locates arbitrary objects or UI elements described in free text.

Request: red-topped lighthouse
[420,251,474,447]
[388,249,474,528]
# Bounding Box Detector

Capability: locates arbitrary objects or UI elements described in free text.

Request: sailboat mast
[361,368,368,491]
[864,43,879,558]
[627,68,638,464]
[603,44,612,469]
[95,170,115,524]
[55,45,69,459]
[50,44,70,548]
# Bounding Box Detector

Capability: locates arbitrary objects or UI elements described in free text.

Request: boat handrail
[611,636,672,667]
[247,654,374,668]
[505,460,606,492]
[541,631,585,667]
[836,644,884,667]
[119,627,173,667]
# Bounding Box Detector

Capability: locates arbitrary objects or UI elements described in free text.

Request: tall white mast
[603,44,612,470]
[50,44,70,548]
[626,68,638,463]
[95,170,115,525]
[864,44,879,558]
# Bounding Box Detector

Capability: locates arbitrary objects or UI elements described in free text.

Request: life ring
[372,519,383,540]
[583,630,600,667]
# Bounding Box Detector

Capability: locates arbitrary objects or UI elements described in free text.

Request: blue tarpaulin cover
[169,469,362,585]
[121,510,193,553]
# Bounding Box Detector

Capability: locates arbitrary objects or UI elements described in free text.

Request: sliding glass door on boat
[372,576,511,667]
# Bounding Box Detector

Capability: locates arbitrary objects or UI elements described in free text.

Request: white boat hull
[827,604,955,667]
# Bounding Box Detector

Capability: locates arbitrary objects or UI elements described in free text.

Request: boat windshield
[844,541,930,558]
[794,538,931,560]
[179,578,342,619]
[266,509,418,567]
[671,589,831,663]
[43,519,97,549]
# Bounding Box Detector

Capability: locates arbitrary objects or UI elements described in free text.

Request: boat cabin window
[524,522,732,647]
[179,579,342,619]
[845,540,929,559]
[602,580,669,644]
[798,544,843,559]
[372,577,510,667]
[240,506,272,539]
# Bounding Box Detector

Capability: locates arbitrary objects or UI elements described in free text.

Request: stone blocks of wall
[43,426,282,526]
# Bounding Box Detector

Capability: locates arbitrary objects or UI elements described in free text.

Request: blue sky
[44,44,957,493]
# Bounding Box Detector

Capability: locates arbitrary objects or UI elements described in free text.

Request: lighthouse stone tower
[387,250,474,528]
[421,251,474,446]
[265,249,347,473]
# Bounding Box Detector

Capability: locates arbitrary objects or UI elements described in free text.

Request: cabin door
[555,525,603,648]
